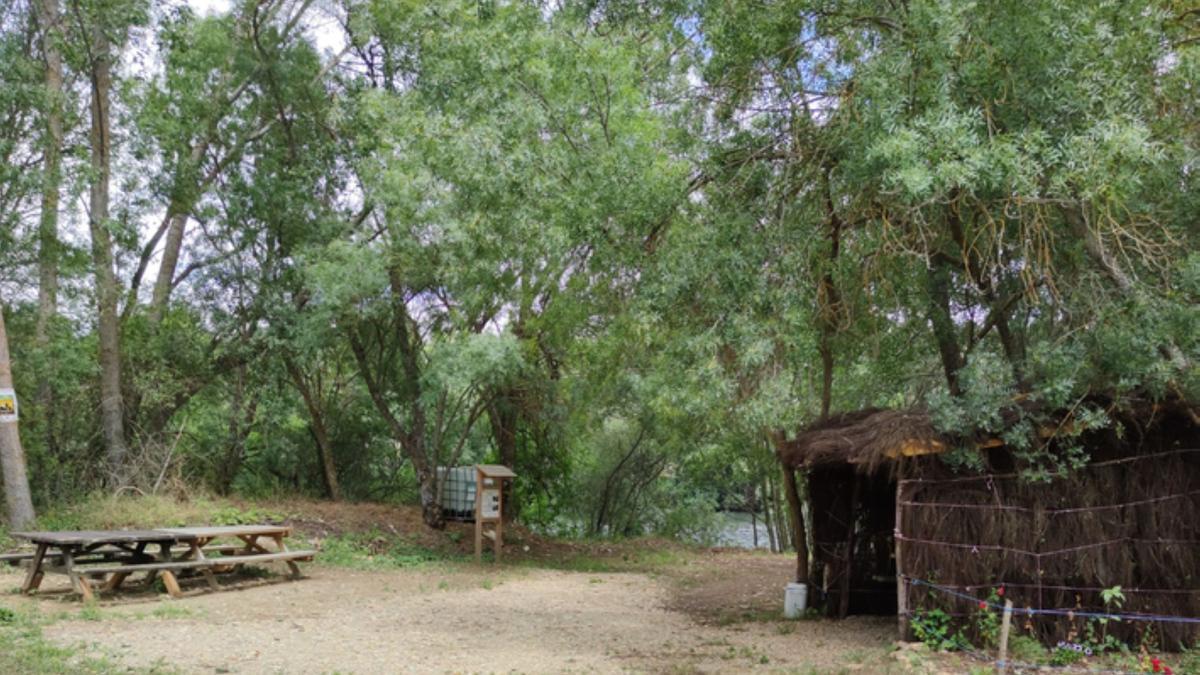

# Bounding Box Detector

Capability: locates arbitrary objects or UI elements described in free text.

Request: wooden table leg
[190,540,219,591]
[21,543,48,594]
[156,541,183,598]
[271,534,302,579]
[160,570,182,598]
[62,547,94,601]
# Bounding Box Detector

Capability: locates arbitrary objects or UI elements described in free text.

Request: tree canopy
[0,0,1195,534]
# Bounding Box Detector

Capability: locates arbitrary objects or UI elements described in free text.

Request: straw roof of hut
[777,407,946,471]
[777,396,1200,472]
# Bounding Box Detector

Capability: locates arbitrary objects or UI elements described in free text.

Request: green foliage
[1049,646,1086,666]
[0,0,1195,546]
[910,608,970,652]
[317,533,445,570]
[1007,635,1046,663]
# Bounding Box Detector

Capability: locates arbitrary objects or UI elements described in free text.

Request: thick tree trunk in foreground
[35,0,64,457]
[86,20,130,483]
[0,303,36,529]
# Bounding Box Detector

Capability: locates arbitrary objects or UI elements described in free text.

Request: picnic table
[3,525,314,601]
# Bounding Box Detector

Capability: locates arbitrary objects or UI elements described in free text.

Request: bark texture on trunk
[148,212,187,324]
[87,20,130,483]
[148,140,207,324]
[781,465,810,584]
[488,387,519,521]
[285,358,342,501]
[347,277,445,529]
[0,303,36,529]
[925,259,964,396]
[35,0,64,457]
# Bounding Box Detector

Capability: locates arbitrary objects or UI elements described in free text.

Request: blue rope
[907,577,1200,625]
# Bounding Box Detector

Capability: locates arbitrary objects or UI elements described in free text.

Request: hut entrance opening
[809,465,898,617]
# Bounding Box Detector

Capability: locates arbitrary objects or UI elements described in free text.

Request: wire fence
[906,577,1196,674]
[895,448,1200,647]
[906,577,1200,626]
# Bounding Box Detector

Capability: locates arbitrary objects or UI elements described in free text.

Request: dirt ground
[0,551,911,674]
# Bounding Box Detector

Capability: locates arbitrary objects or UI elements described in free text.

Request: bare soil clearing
[0,501,926,673]
[0,554,904,673]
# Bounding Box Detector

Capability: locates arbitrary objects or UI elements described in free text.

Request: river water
[712,511,773,549]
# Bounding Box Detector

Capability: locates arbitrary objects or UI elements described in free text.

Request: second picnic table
[6,525,314,600]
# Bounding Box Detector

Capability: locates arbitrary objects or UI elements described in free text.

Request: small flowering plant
[971,586,1005,648]
[1147,655,1173,674]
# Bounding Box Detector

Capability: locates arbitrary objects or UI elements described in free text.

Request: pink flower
[996,586,1005,597]
[1152,656,1162,672]
[978,600,987,609]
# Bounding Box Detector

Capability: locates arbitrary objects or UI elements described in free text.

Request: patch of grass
[526,545,691,575]
[1007,635,1046,663]
[35,493,275,532]
[480,578,494,590]
[78,601,103,622]
[316,532,449,570]
[149,604,195,620]
[845,649,868,665]
[210,505,285,527]
[0,606,135,674]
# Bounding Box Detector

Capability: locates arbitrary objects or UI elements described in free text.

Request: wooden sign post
[474,464,516,563]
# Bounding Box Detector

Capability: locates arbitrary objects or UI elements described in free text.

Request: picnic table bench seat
[80,550,316,576]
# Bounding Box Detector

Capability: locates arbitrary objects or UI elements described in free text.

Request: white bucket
[783,582,808,618]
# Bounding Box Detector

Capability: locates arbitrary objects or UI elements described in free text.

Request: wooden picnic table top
[159,525,291,538]
[11,530,186,547]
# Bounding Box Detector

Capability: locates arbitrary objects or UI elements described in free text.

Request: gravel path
[3,562,898,673]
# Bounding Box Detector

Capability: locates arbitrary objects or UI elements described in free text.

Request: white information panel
[0,388,16,423]
[480,488,501,519]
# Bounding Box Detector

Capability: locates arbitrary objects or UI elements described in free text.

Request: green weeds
[0,605,133,674]
[316,532,447,570]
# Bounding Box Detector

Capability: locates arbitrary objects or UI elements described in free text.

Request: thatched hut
[778,400,1200,648]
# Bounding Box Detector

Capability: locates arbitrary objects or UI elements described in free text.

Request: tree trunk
[285,358,341,501]
[0,302,36,529]
[818,170,843,419]
[781,466,810,584]
[86,19,130,484]
[148,141,207,325]
[348,316,443,529]
[35,0,64,458]
[488,387,519,521]
[925,258,964,396]
[148,212,187,324]
[761,477,777,552]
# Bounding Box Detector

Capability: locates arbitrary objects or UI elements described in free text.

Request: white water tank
[437,466,477,520]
